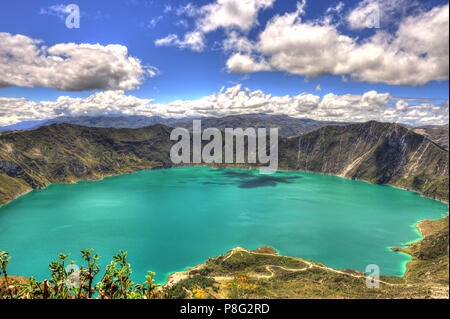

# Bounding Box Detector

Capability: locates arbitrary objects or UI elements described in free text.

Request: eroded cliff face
[283,121,449,201]
[0,121,448,205]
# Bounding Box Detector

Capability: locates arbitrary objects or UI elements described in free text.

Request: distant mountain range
[2,114,448,150]
[0,114,349,137]
[0,121,448,205]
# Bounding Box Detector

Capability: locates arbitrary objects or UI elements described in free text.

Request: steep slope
[0,121,448,206]
[279,121,448,201]
[0,124,173,205]
[413,124,449,150]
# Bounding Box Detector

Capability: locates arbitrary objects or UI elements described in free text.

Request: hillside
[279,121,449,201]
[162,217,449,299]
[0,121,448,299]
[0,121,448,206]
[413,125,449,150]
[0,124,174,205]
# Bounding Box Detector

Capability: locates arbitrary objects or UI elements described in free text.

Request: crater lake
[0,167,447,283]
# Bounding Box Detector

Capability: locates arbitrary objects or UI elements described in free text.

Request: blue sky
[0,0,449,126]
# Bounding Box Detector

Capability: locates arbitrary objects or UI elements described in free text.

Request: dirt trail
[221,248,415,288]
[162,247,449,298]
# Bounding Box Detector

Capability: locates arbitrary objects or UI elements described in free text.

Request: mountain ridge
[0,121,448,206]
[2,114,447,150]
[0,114,350,137]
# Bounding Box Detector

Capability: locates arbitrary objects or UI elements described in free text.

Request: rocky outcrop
[0,160,24,177]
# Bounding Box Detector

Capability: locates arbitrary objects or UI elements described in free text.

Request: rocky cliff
[0,121,448,205]
[279,121,449,201]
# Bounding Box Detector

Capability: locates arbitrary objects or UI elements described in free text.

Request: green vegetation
[164,217,449,299]
[0,120,448,299]
[288,121,449,201]
[401,216,449,286]
[1,217,448,299]
[0,249,159,299]
[1,121,448,206]
[165,276,218,299]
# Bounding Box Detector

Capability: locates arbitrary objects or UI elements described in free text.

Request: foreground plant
[0,251,13,298]
[0,249,159,299]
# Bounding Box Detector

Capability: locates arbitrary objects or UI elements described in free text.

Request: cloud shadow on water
[205,169,301,189]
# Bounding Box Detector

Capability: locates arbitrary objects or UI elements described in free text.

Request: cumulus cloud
[0,91,153,126]
[1,85,447,127]
[155,0,275,51]
[195,0,275,33]
[225,1,449,86]
[0,32,158,91]
[225,53,271,73]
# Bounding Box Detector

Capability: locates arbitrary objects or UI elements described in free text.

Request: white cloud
[175,3,199,17]
[0,91,153,126]
[226,53,271,73]
[39,4,69,20]
[155,0,275,51]
[155,31,205,52]
[225,2,449,86]
[196,0,275,33]
[164,4,173,13]
[148,16,163,28]
[395,100,408,111]
[315,84,322,92]
[0,32,158,91]
[326,1,344,14]
[1,85,447,127]
[223,31,255,53]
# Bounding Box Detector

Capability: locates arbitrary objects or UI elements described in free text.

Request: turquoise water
[0,167,447,283]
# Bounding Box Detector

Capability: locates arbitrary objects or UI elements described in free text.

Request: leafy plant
[0,251,13,298]
[0,249,160,299]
